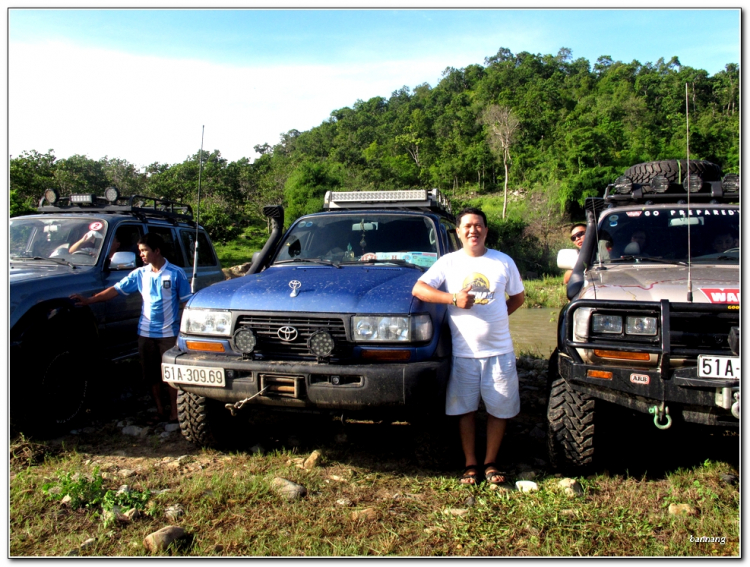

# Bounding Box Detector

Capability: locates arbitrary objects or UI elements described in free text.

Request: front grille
[236,315,350,360]
[670,311,738,357]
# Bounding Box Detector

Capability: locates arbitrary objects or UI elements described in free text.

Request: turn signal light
[361,350,411,361]
[587,370,613,380]
[594,349,650,361]
[186,341,226,353]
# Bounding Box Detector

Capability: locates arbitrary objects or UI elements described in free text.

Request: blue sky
[8,7,741,168]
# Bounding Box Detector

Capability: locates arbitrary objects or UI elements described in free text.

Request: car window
[9,217,108,266]
[273,214,439,267]
[441,220,461,252]
[147,226,185,267]
[180,229,218,267]
[113,224,144,266]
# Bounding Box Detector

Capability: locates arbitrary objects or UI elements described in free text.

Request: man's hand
[69,293,89,306]
[456,285,475,309]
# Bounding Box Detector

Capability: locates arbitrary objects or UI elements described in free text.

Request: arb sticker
[699,288,740,304]
[630,374,650,385]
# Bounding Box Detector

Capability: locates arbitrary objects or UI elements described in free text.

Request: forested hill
[11,48,739,273]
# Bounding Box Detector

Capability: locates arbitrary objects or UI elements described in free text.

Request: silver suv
[549,160,740,471]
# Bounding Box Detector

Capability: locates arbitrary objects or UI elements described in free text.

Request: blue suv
[162,189,460,448]
[10,189,224,435]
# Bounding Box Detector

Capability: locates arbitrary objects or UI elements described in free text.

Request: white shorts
[446,353,520,419]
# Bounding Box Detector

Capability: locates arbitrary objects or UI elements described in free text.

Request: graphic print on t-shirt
[462,272,495,305]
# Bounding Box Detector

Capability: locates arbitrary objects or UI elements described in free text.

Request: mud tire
[623,159,722,185]
[546,376,596,471]
[178,390,240,450]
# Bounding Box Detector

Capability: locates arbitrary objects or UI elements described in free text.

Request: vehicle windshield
[273,214,439,268]
[9,217,109,266]
[594,206,739,264]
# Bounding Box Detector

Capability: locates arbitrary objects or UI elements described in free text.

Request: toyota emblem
[289,280,302,297]
[277,326,298,342]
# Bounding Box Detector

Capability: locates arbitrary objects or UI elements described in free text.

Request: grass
[10,391,740,557]
[521,275,568,310]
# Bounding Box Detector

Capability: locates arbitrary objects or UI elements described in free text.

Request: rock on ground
[271,477,307,500]
[143,526,187,553]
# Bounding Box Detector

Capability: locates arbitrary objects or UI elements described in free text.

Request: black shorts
[138,336,177,385]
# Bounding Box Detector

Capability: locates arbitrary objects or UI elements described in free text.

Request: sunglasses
[570,232,585,242]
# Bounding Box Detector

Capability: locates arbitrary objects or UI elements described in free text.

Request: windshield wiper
[11,256,77,268]
[611,255,688,266]
[343,258,426,272]
[274,258,341,268]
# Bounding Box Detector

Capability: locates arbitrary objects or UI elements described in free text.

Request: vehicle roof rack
[602,180,739,206]
[323,188,452,215]
[37,193,195,224]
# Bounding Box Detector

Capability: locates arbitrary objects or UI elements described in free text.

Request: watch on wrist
[452,293,457,307]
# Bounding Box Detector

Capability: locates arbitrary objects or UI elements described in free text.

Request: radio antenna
[191,125,205,293]
[685,84,693,302]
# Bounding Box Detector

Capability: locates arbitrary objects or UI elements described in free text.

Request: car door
[101,223,144,358]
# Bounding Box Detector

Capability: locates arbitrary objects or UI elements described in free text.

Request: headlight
[352,314,433,342]
[181,309,232,336]
[592,314,623,334]
[626,316,658,336]
[573,307,593,341]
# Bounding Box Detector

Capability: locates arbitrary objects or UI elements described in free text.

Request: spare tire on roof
[623,159,722,184]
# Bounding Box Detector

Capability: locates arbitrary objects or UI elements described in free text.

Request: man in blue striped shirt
[71,233,192,423]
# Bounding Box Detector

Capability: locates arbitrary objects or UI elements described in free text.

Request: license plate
[698,355,740,379]
[162,364,226,387]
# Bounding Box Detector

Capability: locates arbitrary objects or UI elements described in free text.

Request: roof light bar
[70,194,96,204]
[44,188,59,205]
[323,188,451,213]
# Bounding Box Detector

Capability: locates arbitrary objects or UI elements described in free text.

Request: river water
[508,307,559,358]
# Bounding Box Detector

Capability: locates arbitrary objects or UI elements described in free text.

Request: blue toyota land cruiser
[10,188,223,435]
[162,189,459,448]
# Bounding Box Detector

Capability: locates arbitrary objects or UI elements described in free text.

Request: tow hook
[732,391,740,419]
[225,386,268,416]
[649,403,672,430]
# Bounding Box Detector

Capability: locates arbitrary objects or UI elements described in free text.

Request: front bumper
[162,347,450,416]
[559,355,739,426]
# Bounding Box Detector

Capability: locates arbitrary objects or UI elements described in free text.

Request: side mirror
[557,248,579,270]
[109,251,136,270]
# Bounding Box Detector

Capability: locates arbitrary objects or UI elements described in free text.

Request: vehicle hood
[581,264,739,304]
[188,265,421,313]
[10,260,87,283]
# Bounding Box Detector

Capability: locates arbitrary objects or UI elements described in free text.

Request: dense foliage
[11,48,739,273]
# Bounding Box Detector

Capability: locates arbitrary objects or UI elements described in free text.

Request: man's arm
[506,291,525,316]
[70,286,119,306]
[412,280,475,309]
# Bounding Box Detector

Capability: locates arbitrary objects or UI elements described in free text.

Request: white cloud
[10,40,449,167]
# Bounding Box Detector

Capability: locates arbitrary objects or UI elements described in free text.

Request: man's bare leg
[484,415,507,483]
[458,412,479,484]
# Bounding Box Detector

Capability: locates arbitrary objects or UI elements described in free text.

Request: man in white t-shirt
[412,207,525,486]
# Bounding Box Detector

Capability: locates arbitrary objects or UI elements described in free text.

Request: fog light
[105,186,120,202]
[722,173,739,193]
[44,188,59,204]
[308,330,335,357]
[683,174,703,193]
[649,174,670,193]
[233,328,257,354]
[614,176,633,194]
